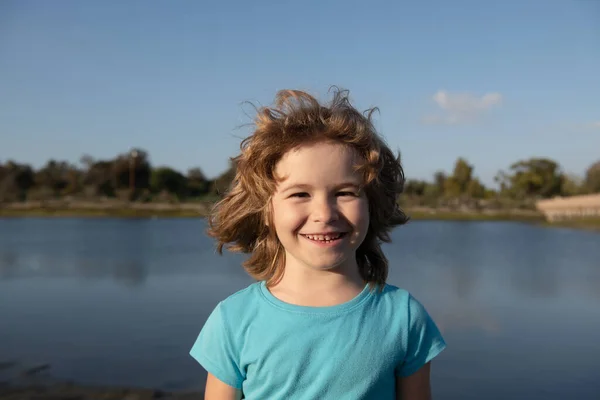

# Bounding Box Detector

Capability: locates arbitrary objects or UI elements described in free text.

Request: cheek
[272,202,304,234]
[344,199,370,226]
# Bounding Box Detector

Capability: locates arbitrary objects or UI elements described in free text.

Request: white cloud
[422,90,503,125]
[592,121,600,128]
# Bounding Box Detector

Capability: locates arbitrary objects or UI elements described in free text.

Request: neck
[267,257,366,307]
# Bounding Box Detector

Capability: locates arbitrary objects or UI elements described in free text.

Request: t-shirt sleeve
[396,293,446,377]
[189,302,244,389]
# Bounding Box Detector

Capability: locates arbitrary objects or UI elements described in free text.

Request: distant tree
[34,160,81,196]
[506,158,563,199]
[187,167,207,181]
[433,171,446,194]
[561,174,584,196]
[409,171,445,203]
[443,158,479,198]
[187,167,210,197]
[211,160,237,195]
[466,178,486,199]
[83,160,115,197]
[483,188,497,199]
[583,160,600,193]
[151,167,188,197]
[443,177,462,198]
[404,179,427,196]
[452,158,474,193]
[0,161,34,201]
[494,170,512,195]
[112,149,152,191]
[422,183,441,201]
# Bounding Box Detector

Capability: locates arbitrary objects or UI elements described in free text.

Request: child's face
[271,141,370,276]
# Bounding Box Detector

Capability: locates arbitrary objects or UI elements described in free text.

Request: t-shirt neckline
[258,280,373,314]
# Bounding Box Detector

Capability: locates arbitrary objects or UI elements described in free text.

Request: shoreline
[0,361,202,399]
[0,361,203,399]
[0,384,202,400]
[0,203,542,220]
[1,205,598,231]
[0,207,544,222]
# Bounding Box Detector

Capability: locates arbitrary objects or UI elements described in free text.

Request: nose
[311,195,339,223]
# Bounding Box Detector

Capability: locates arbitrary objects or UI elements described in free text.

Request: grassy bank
[1,204,544,221]
[3,204,599,231]
[0,207,204,218]
[405,209,545,222]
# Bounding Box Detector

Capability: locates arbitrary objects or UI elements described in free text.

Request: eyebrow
[281,182,361,193]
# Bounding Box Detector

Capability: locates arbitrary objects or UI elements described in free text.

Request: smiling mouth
[300,232,348,243]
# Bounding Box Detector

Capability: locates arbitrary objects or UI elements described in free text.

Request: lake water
[0,218,599,399]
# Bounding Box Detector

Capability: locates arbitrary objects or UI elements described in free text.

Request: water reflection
[0,251,18,278]
[0,218,599,398]
[1,219,598,298]
[585,270,600,299]
[111,261,147,287]
[0,253,145,287]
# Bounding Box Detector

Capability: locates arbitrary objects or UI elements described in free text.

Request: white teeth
[304,233,342,241]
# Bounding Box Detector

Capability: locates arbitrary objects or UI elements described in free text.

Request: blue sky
[1,0,599,186]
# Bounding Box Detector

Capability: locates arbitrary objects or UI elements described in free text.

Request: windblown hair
[207,88,408,290]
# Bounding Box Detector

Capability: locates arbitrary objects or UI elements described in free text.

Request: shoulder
[220,281,263,304]
[374,284,412,309]
[378,284,428,309]
[212,281,265,323]
[374,284,439,331]
[190,283,263,371]
[379,283,410,298]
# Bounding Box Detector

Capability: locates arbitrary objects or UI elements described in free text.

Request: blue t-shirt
[190,281,446,399]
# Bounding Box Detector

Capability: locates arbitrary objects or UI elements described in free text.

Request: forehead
[274,142,362,186]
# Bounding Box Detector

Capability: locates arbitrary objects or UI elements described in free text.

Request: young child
[190,88,446,400]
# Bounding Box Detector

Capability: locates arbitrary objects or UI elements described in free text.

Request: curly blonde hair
[207,88,408,289]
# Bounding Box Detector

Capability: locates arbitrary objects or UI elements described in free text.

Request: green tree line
[402,157,600,209]
[0,149,223,203]
[1,149,599,208]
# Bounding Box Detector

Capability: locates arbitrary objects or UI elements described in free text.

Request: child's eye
[290,192,309,198]
[337,191,357,197]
